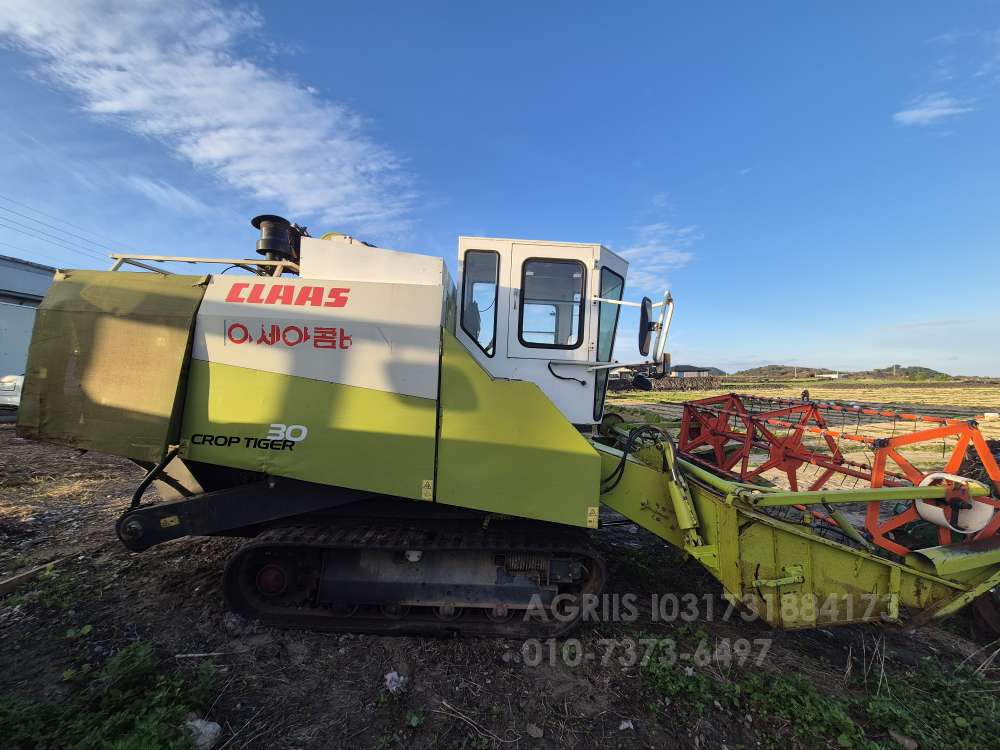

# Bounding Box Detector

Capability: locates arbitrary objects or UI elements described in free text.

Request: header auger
[16,214,1000,636]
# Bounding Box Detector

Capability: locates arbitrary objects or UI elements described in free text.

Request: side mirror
[638,296,653,356]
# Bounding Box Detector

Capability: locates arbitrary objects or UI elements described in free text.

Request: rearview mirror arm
[558,291,674,376]
[654,292,674,361]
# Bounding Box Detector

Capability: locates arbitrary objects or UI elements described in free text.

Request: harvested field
[610,395,1000,504]
[611,379,1000,412]
[610,379,1000,496]
[2,423,999,749]
[611,399,1000,475]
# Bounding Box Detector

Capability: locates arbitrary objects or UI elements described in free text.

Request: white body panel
[299,236,447,287]
[193,275,445,401]
[456,237,628,425]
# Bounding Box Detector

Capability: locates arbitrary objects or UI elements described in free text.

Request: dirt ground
[1,423,998,749]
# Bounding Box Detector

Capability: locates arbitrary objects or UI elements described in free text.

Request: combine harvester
[16,215,1000,634]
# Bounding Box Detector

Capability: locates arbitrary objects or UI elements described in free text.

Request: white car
[0,374,23,408]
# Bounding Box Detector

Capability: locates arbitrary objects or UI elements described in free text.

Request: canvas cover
[17,270,207,462]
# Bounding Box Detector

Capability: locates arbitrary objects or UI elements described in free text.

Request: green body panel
[436,331,600,528]
[180,360,437,501]
[597,443,1000,629]
[906,537,1000,577]
[17,271,206,462]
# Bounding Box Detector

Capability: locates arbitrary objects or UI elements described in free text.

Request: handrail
[108,254,299,277]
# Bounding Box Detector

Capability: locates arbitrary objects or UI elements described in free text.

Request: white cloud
[892,92,974,126]
[929,30,968,45]
[649,192,671,210]
[975,28,1000,80]
[123,175,209,215]
[0,0,410,234]
[618,219,697,292]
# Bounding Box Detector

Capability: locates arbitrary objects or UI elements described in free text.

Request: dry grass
[612,380,1000,411]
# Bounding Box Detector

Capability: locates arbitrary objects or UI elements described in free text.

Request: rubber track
[223,522,606,637]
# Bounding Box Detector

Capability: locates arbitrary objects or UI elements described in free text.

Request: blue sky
[1,1,998,374]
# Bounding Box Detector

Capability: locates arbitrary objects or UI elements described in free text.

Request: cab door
[591,252,629,421]
[506,243,595,362]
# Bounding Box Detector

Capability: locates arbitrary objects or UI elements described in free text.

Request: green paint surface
[436,331,600,527]
[180,359,437,501]
[596,443,976,628]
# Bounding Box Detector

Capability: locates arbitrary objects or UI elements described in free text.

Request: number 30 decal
[267,423,309,442]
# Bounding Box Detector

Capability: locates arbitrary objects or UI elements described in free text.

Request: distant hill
[859,365,950,380]
[733,365,833,378]
[730,364,951,381]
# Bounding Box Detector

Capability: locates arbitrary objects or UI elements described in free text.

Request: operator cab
[456,237,672,426]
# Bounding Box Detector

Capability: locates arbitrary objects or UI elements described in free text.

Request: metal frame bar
[593,295,668,308]
[574,291,674,373]
[108,254,299,277]
[109,257,173,274]
[117,477,372,552]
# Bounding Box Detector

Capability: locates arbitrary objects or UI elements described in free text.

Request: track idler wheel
[434,604,463,621]
[380,604,409,619]
[255,563,291,596]
[485,605,513,622]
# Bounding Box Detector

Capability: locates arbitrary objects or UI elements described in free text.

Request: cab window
[593,267,625,420]
[518,259,585,349]
[461,250,499,356]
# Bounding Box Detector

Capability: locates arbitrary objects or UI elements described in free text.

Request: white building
[0,254,55,376]
[670,365,713,378]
